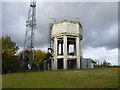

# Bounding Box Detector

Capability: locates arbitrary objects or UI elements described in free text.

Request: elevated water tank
[51,20,83,40]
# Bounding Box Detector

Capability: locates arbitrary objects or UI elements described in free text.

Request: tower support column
[51,59,54,70]
[53,37,58,70]
[76,37,80,69]
[63,36,67,69]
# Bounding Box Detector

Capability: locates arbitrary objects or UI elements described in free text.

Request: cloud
[83,23,118,49]
[83,47,118,65]
[2,2,28,47]
[2,2,118,65]
[2,2,118,49]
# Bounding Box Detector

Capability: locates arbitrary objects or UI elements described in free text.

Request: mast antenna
[23,0,36,70]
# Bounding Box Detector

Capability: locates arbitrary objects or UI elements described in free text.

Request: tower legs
[52,36,81,70]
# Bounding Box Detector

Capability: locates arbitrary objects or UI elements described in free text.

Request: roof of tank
[52,20,82,28]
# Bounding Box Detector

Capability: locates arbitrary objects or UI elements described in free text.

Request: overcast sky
[2,2,118,65]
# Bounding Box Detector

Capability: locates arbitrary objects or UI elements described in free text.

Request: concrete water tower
[50,20,83,70]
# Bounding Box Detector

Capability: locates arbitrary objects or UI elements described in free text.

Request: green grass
[2,68,118,88]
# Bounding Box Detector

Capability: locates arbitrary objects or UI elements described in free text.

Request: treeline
[18,49,51,71]
[91,59,112,68]
[1,36,115,74]
[1,36,51,74]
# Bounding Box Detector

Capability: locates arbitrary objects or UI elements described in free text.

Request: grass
[2,68,118,88]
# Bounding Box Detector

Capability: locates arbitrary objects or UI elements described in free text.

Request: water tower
[50,20,83,70]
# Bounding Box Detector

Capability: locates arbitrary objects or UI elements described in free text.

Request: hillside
[2,68,118,88]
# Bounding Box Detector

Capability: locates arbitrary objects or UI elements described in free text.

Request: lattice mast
[23,0,36,69]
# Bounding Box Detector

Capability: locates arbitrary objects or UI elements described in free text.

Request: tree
[44,52,52,61]
[17,49,31,71]
[91,60,96,64]
[33,50,45,70]
[1,36,19,74]
[44,52,52,70]
[2,36,18,54]
[101,60,111,68]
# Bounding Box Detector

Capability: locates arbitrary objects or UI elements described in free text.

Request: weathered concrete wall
[51,20,83,38]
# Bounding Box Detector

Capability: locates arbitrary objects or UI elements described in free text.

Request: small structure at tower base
[81,58,95,69]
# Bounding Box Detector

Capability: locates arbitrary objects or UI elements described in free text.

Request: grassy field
[2,68,118,88]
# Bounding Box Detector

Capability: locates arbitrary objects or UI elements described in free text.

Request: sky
[2,1,119,65]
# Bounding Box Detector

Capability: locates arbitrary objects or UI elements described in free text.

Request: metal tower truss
[23,0,36,70]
